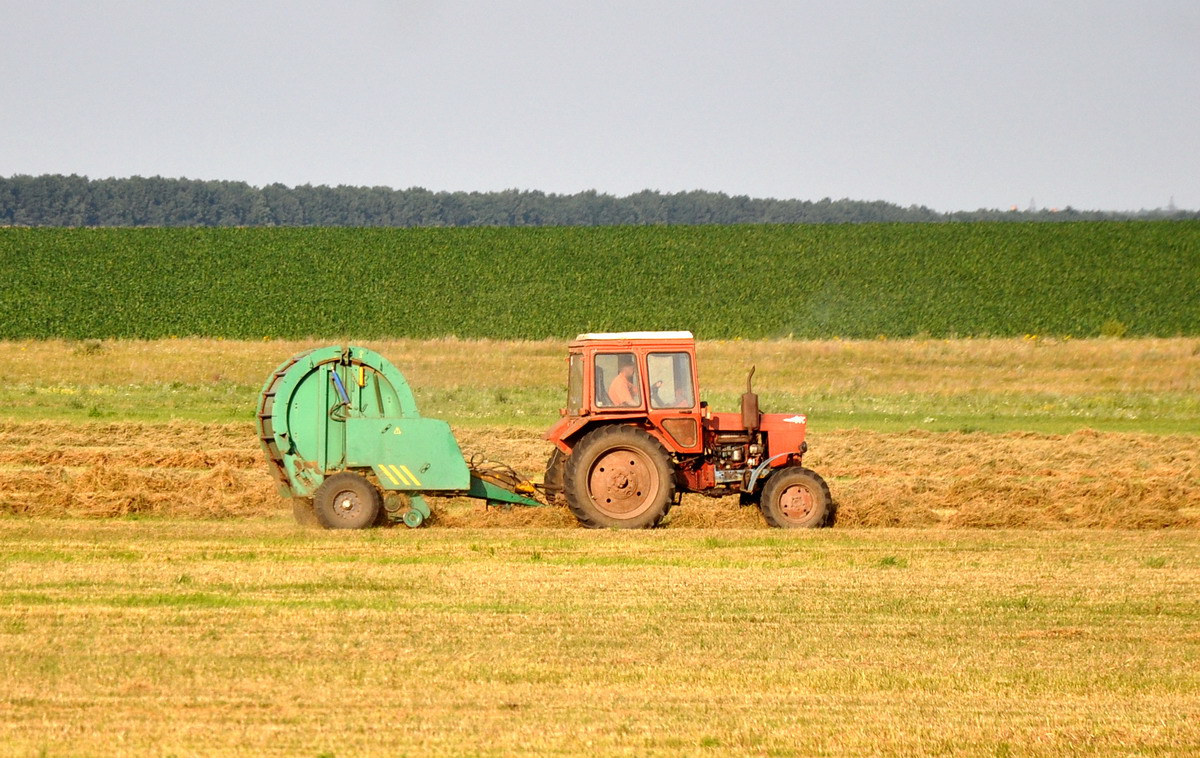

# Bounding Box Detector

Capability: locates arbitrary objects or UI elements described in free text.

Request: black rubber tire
[563,425,675,529]
[312,472,382,530]
[759,467,834,529]
[543,448,566,504]
[738,491,761,507]
[292,498,319,527]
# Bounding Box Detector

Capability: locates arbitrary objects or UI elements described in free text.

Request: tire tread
[312,471,382,530]
[759,466,834,529]
[562,425,675,529]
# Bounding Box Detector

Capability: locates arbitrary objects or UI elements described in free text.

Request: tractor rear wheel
[563,425,674,529]
[543,448,566,505]
[759,467,834,528]
[312,472,382,529]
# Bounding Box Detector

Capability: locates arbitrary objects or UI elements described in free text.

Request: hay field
[1,520,1196,756]
[0,336,1198,528]
[1,421,1197,529]
[1,337,1198,755]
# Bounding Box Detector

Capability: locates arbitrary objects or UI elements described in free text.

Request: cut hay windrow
[0,421,1196,528]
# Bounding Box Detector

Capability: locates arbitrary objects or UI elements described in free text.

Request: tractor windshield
[648,352,695,409]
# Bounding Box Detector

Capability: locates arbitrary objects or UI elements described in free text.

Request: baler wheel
[312,472,383,530]
[563,425,674,529]
[759,467,834,529]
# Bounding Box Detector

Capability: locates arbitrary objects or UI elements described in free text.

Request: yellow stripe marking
[388,465,411,486]
[400,465,422,486]
[378,465,400,486]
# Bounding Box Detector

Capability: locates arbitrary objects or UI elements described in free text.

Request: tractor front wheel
[312,472,383,529]
[759,467,834,529]
[563,426,675,529]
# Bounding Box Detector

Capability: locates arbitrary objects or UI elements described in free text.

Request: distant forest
[1,174,1194,227]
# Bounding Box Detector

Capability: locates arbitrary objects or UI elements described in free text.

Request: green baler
[256,345,540,528]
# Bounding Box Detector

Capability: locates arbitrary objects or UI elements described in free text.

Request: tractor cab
[553,331,704,454]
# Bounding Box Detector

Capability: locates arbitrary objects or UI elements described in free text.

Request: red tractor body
[543,331,832,529]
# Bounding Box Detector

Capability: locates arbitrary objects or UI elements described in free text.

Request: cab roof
[574,330,694,342]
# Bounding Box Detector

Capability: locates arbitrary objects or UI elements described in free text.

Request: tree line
[1,174,1193,227]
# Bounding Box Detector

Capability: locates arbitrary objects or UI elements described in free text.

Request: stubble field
[1,521,1197,756]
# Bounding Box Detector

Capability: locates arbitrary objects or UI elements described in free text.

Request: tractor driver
[607,358,640,407]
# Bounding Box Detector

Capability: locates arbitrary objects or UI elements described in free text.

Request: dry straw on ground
[1,421,1195,528]
[3,520,1196,755]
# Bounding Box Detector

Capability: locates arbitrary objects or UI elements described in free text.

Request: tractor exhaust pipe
[741,365,760,432]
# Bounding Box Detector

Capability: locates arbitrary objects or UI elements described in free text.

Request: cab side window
[594,352,641,408]
[567,353,584,414]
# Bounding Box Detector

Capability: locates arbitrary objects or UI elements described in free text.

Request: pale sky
[2,0,1197,212]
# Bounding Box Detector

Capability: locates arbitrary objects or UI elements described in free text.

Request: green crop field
[2,221,1197,340]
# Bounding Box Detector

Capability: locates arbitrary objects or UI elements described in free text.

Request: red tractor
[543,331,834,529]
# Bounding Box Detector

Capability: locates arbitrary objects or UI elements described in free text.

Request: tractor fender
[549,417,677,459]
[746,452,802,493]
